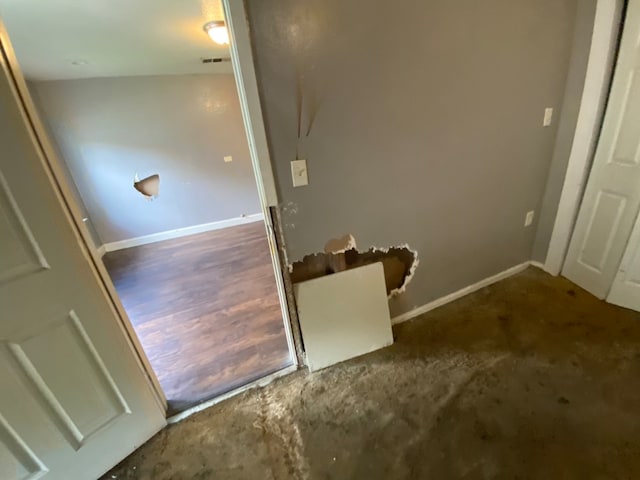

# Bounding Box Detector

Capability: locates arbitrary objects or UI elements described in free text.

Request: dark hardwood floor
[103,222,292,415]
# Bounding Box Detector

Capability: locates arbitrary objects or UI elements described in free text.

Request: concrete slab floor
[103,268,640,479]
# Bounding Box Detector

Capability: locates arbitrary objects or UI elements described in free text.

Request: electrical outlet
[224,156,233,163]
[525,210,535,227]
[291,159,308,187]
[543,108,553,127]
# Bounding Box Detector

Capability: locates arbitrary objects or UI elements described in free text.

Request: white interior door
[563,0,640,298]
[0,35,165,480]
[608,210,640,311]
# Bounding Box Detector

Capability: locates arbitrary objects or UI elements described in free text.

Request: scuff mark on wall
[289,236,418,298]
[280,201,299,231]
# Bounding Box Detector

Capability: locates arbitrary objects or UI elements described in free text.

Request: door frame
[222,0,299,364]
[543,0,624,275]
[0,0,300,416]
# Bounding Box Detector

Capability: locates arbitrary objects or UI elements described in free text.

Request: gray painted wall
[246,0,579,316]
[31,74,260,244]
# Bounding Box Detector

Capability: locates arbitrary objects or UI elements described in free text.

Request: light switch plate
[291,159,308,187]
[525,210,535,227]
[543,108,553,127]
[224,156,233,163]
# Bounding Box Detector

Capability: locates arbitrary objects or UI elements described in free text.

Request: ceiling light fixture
[203,21,229,45]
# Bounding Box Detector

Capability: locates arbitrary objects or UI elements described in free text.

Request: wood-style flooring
[103,222,291,415]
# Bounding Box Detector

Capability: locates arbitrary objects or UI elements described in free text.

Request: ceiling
[0,0,233,81]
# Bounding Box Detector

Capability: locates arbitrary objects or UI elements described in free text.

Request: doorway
[101,223,290,414]
[0,0,295,415]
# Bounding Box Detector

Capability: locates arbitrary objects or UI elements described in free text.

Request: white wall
[31,74,260,245]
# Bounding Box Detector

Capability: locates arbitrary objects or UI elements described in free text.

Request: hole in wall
[133,174,160,199]
[290,235,418,297]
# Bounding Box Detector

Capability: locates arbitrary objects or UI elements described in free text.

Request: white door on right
[608,211,640,311]
[563,0,640,298]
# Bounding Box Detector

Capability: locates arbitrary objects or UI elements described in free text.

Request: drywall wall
[532,0,623,264]
[31,74,260,244]
[246,0,579,317]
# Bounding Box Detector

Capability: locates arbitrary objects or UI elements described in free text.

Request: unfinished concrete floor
[104,268,640,479]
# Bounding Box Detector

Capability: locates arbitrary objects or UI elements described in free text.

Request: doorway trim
[223,0,279,208]
[543,0,623,275]
[222,0,299,367]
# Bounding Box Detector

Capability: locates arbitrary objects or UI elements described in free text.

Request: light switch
[543,108,553,127]
[224,155,233,163]
[291,159,308,187]
[525,210,535,227]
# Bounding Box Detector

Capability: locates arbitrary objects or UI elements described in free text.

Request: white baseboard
[529,260,546,271]
[391,261,532,325]
[102,213,264,253]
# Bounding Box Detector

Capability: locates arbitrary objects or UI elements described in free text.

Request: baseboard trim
[391,261,532,325]
[96,245,106,258]
[102,213,264,253]
[529,260,546,271]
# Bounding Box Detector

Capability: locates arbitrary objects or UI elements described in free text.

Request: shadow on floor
[104,268,640,479]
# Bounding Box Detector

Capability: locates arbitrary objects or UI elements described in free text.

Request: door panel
[5,310,131,450]
[0,414,47,480]
[0,171,48,283]
[563,0,640,298]
[608,211,640,310]
[577,190,627,272]
[611,68,640,165]
[0,28,164,480]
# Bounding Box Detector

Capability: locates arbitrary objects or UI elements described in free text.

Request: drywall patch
[290,237,418,298]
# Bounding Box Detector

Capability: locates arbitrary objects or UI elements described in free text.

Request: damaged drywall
[290,235,418,298]
[134,173,160,199]
[323,234,357,254]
